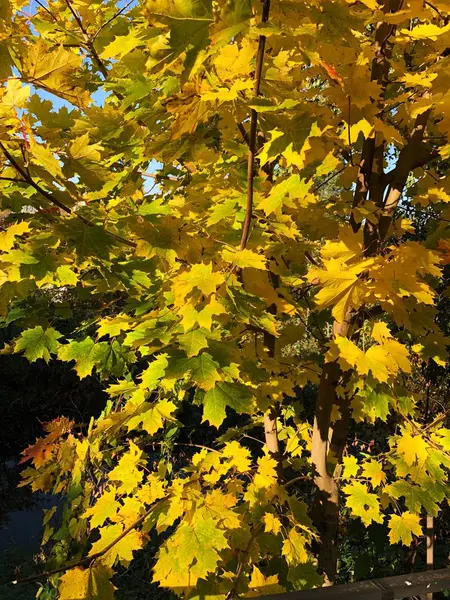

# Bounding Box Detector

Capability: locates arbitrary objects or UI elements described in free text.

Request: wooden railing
[254,568,450,600]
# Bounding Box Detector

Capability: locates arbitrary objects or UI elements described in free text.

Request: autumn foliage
[1,0,450,598]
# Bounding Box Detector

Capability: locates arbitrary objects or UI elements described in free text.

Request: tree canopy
[1,0,450,598]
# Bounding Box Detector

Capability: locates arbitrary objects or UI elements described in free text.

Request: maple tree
[1,0,450,597]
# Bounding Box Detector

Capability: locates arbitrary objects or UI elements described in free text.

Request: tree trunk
[309,0,436,581]
[426,514,434,600]
[311,361,341,584]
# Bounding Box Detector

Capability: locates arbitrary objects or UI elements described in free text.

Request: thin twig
[35,0,58,22]
[310,165,347,195]
[347,95,354,166]
[284,475,313,487]
[424,0,447,20]
[92,0,136,40]
[148,441,223,455]
[237,121,250,147]
[226,525,263,600]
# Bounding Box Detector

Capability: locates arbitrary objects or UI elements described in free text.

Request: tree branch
[377,108,433,243]
[63,0,110,80]
[0,176,21,183]
[239,0,270,250]
[0,142,136,249]
[12,498,166,585]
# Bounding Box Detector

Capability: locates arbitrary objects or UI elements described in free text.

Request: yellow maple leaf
[214,38,255,81]
[362,460,385,487]
[127,399,177,436]
[320,227,364,262]
[97,314,133,338]
[246,566,284,597]
[262,512,282,535]
[108,441,143,495]
[202,489,241,529]
[370,322,392,344]
[153,515,229,589]
[84,487,117,529]
[342,455,359,479]
[2,79,30,108]
[341,118,374,144]
[221,248,266,270]
[388,512,422,545]
[111,496,144,528]
[253,454,278,490]
[343,482,383,526]
[399,22,450,41]
[89,522,143,567]
[136,474,166,506]
[282,528,308,565]
[172,263,225,306]
[307,258,372,323]
[58,564,115,600]
[222,441,252,472]
[0,222,30,252]
[396,431,429,467]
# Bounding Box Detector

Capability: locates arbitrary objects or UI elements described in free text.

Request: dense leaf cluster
[0,0,450,598]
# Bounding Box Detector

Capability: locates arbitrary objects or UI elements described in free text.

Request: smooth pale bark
[426,514,434,600]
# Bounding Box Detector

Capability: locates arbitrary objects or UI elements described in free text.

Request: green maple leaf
[385,480,440,516]
[94,341,132,378]
[147,0,213,76]
[357,384,391,421]
[202,382,254,427]
[58,339,131,379]
[58,337,99,379]
[178,328,208,357]
[140,354,169,389]
[190,353,221,390]
[62,220,118,260]
[15,326,62,363]
[287,562,324,590]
